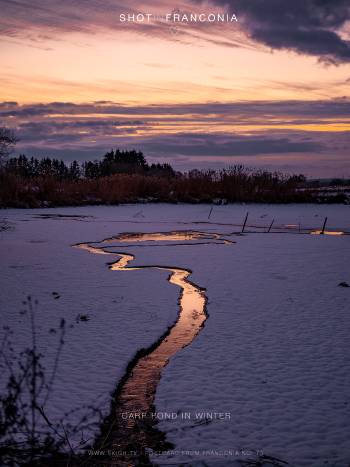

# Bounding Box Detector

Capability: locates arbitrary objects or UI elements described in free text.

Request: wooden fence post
[241,212,249,233]
[321,217,328,234]
[267,219,274,233]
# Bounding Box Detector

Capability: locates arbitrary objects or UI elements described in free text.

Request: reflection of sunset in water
[112,231,207,242]
[311,230,345,236]
[73,230,227,453]
[104,230,233,245]
[74,243,110,255]
[112,261,206,415]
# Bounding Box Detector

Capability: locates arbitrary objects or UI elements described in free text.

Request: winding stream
[74,231,233,465]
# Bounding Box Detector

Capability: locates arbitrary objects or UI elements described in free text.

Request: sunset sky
[1,0,350,177]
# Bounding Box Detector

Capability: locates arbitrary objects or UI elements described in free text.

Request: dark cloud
[17,131,324,160]
[1,99,350,119]
[0,101,19,107]
[205,0,350,63]
[19,119,144,132]
[138,133,322,157]
[15,119,144,143]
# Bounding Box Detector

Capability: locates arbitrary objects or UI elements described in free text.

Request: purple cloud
[204,0,350,63]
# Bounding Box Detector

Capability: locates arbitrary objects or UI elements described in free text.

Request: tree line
[1,127,325,207]
[4,150,176,180]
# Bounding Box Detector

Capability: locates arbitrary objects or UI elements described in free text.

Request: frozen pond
[1,204,350,466]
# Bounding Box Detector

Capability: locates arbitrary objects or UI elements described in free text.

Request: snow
[1,203,350,466]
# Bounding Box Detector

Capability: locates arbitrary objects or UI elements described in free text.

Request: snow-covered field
[1,204,350,466]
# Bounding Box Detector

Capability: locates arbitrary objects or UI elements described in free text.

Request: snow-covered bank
[1,204,349,466]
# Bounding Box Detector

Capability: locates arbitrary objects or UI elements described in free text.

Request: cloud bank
[207,0,350,63]
[1,99,349,176]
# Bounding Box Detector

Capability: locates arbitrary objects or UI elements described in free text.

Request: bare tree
[0,127,17,164]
